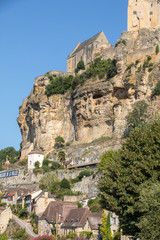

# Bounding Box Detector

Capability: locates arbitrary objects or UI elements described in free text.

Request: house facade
[67,31,110,74]
[38,201,78,236]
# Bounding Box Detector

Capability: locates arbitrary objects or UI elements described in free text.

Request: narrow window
[150,11,153,15]
[133,11,137,14]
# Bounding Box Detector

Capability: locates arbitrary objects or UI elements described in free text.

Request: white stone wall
[28,153,44,170]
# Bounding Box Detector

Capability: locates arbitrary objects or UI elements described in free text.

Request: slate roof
[88,212,102,230]
[2,188,30,198]
[61,208,91,228]
[39,201,78,223]
[68,31,103,58]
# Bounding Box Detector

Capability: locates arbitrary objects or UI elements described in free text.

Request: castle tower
[128,0,160,32]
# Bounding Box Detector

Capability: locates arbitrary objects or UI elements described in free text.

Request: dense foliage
[136,182,160,240]
[45,58,117,96]
[54,136,65,148]
[99,119,160,238]
[75,60,85,73]
[125,100,148,134]
[39,173,80,199]
[0,147,20,164]
[87,198,102,212]
[34,159,60,174]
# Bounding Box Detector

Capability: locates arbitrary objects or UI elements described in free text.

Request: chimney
[44,191,48,199]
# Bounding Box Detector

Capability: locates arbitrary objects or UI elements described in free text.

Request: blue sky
[0,0,128,150]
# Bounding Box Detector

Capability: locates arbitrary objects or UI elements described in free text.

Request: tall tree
[100,210,113,240]
[99,119,160,238]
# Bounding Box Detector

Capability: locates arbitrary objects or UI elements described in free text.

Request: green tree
[125,100,148,133]
[0,147,20,164]
[136,182,160,240]
[60,178,71,189]
[99,119,160,237]
[57,150,66,165]
[100,210,113,240]
[39,172,58,190]
[75,60,85,73]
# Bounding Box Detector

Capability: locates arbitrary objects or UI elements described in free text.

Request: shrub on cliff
[54,136,65,148]
[45,58,117,96]
[60,178,71,189]
[75,60,85,73]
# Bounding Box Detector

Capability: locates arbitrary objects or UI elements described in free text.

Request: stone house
[128,0,160,32]
[32,191,56,215]
[1,188,30,206]
[61,209,119,238]
[28,149,44,171]
[67,31,110,74]
[61,208,92,236]
[38,201,78,236]
[25,190,42,213]
[0,207,12,234]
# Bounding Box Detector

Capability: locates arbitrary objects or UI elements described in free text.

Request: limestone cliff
[18,28,160,159]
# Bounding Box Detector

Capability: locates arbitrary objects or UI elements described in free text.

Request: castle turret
[128,0,160,32]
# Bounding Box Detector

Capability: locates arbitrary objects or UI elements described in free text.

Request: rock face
[18,29,160,158]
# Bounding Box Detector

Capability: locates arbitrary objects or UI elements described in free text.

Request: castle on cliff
[67,0,160,74]
[128,0,160,32]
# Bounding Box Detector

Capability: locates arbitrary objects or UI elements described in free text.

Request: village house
[1,188,30,206]
[25,190,42,213]
[28,149,44,171]
[0,207,12,234]
[67,31,111,74]
[38,201,78,236]
[61,208,91,236]
[61,209,119,239]
[32,191,56,215]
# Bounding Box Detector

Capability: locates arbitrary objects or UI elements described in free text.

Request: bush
[54,136,65,148]
[115,39,126,47]
[151,81,160,97]
[60,178,71,189]
[66,232,76,239]
[77,201,83,208]
[51,161,60,170]
[78,170,93,180]
[31,235,55,240]
[79,231,93,239]
[75,60,85,73]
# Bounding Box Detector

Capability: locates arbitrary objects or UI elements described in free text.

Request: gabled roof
[2,188,31,198]
[88,212,102,230]
[61,208,91,228]
[68,31,104,58]
[39,201,78,223]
